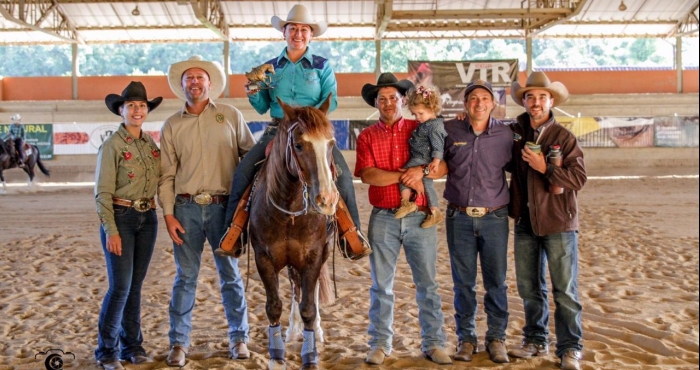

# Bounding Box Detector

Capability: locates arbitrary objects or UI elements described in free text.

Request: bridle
[268,119,338,218]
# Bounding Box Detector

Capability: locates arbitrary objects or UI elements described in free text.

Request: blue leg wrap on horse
[269,325,285,361]
[301,329,318,365]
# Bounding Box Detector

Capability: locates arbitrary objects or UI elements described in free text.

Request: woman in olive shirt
[94,81,162,370]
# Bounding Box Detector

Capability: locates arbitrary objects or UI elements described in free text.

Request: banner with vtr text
[407,60,519,119]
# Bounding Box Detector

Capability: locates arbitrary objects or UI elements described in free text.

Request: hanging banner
[407,60,518,119]
[0,123,54,159]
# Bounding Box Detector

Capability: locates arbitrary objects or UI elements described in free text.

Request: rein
[268,119,328,219]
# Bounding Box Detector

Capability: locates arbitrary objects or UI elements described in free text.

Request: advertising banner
[53,119,352,155]
[0,123,54,159]
[654,116,699,147]
[407,60,518,119]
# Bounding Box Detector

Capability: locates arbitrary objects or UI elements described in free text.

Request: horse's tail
[34,146,50,177]
[318,263,335,306]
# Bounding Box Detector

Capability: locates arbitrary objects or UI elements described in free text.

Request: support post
[72,43,78,100]
[526,37,533,75]
[676,36,683,93]
[224,40,230,98]
[375,40,382,79]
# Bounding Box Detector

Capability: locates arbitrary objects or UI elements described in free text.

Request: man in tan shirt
[158,56,256,366]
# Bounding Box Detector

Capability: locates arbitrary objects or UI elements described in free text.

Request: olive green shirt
[158,100,255,216]
[95,123,161,236]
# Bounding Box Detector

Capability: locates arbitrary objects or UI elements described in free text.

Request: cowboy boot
[215,184,252,258]
[335,197,372,261]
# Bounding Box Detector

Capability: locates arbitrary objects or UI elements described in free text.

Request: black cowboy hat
[361,73,415,107]
[105,81,163,116]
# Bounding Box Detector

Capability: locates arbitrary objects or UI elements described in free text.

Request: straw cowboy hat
[167,55,226,102]
[511,71,569,108]
[361,73,415,107]
[271,4,328,36]
[105,81,162,116]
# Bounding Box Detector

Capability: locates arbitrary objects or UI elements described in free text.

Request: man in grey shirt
[158,56,256,366]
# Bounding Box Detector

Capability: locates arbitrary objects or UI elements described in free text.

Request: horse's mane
[265,106,334,203]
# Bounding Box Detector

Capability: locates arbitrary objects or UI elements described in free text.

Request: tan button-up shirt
[95,123,161,235]
[158,100,255,215]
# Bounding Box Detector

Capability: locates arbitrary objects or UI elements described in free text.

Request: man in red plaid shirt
[355,73,451,366]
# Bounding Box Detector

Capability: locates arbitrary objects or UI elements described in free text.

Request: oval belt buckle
[194,192,212,205]
[466,207,486,218]
[133,198,151,212]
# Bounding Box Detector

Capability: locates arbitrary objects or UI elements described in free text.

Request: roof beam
[391,8,572,21]
[525,0,583,36]
[0,0,81,43]
[375,0,392,40]
[188,0,228,40]
[672,1,699,37]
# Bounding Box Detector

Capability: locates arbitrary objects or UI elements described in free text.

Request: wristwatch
[422,165,430,176]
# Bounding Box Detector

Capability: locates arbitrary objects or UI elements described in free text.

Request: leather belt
[178,193,228,205]
[113,197,156,212]
[449,203,507,218]
[377,205,430,214]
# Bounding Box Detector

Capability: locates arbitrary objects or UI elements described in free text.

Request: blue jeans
[95,207,157,362]
[445,206,509,346]
[366,207,446,354]
[224,126,361,228]
[514,220,583,358]
[169,196,249,348]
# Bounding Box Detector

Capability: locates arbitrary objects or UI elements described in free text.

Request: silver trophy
[245,63,275,92]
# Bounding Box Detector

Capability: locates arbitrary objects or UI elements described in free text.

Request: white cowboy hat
[271,4,327,37]
[10,114,21,122]
[511,71,569,108]
[167,55,226,102]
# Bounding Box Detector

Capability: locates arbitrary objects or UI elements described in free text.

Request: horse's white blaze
[304,133,337,212]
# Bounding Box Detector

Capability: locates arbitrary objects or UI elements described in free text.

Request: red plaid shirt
[354,117,427,209]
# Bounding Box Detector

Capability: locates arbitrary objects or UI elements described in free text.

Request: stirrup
[339,230,372,261]
[334,198,372,261]
[218,184,252,258]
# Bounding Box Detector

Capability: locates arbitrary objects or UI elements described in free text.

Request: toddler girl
[394,84,447,228]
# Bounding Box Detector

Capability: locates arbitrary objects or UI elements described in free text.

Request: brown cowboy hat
[105,81,162,116]
[361,73,415,107]
[272,4,328,36]
[511,71,569,108]
[167,55,226,102]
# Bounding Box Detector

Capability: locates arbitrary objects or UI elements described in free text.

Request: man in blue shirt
[436,80,513,364]
[219,4,370,261]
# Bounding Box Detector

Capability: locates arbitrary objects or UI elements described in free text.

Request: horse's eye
[294,143,303,151]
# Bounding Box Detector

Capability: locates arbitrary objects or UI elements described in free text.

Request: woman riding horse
[249,96,337,370]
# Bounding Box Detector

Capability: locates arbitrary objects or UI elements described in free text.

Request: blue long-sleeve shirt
[248,47,338,119]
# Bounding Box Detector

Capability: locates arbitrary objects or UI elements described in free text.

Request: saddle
[217,139,371,261]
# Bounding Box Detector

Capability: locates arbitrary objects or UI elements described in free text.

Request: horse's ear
[319,93,332,115]
[277,97,296,121]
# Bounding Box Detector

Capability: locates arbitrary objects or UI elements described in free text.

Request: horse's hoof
[268,359,286,370]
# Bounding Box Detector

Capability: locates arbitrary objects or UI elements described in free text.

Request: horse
[0,139,50,193]
[248,95,338,370]
[245,63,275,86]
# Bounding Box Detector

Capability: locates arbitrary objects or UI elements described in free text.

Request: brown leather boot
[215,184,252,258]
[335,198,372,261]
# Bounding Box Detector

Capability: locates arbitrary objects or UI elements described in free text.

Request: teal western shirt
[248,47,338,119]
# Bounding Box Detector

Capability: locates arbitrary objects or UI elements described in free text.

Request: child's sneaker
[394,199,417,219]
[421,209,445,228]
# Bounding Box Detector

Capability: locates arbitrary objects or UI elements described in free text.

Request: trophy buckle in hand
[245,63,275,92]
